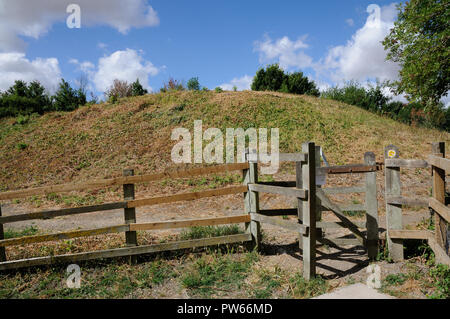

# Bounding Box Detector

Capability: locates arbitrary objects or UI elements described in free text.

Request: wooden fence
[2,140,446,279]
[0,143,318,279]
[0,162,254,271]
[384,142,450,265]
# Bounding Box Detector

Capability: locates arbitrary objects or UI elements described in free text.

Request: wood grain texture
[127,186,248,208]
[388,230,432,240]
[386,196,429,207]
[0,225,130,247]
[429,198,450,223]
[130,215,251,231]
[250,213,308,235]
[385,159,428,168]
[0,233,253,271]
[0,163,250,200]
[248,184,307,199]
[428,155,450,172]
[384,145,404,262]
[0,202,128,224]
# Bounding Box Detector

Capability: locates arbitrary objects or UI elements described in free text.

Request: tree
[53,79,86,112]
[280,71,320,96]
[106,79,132,99]
[187,77,200,91]
[0,80,52,117]
[382,0,450,109]
[131,78,148,96]
[251,64,320,96]
[251,64,287,92]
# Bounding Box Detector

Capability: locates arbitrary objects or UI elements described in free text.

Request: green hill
[1,90,448,193]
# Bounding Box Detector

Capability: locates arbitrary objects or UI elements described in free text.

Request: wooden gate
[313,150,381,260]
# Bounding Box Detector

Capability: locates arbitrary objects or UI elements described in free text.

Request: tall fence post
[301,142,316,280]
[365,152,379,260]
[244,149,260,250]
[296,153,303,248]
[384,145,403,262]
[0,205,5,262]
[315,146,323,240]
[432,142,447,250]
[123,169,138,264]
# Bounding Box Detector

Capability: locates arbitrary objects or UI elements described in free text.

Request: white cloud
[220,75,253,91]
[254,35,313,70]
[0,0,160,52]
[319,4,400,84]
[91,49,159,93]
[0,52,61,93]
[345,19,354,27]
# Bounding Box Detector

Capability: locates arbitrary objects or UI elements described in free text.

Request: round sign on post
[384,145,399,159]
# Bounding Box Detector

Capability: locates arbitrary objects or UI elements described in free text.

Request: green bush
[321,81,449,131]
[53,79,86,112]
[215,87,224,93]
[187,77,200,91]
[251,64,319,96]
[131,78,148,96]
[0,80,53,117]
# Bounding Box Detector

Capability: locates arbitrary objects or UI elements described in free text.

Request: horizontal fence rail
[428,155,450,173]
[0,233,253,271]
[0,186,248,225]
[247,184,307,199]
[0,215,251,248]
[384,159,428,168]
[0,162,250,201]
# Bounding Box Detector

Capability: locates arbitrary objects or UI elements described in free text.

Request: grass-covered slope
[0,90,448,191]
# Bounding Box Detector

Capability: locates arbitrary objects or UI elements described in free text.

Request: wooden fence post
[0,205,6,262]
[365,152,379,260]
[244,149,260,250]
[296,153,303,248]
[123,169,138,264]
[302,142,316,280]
[432,142,447,251]
[315,146,323,240]
[384,145,403,261]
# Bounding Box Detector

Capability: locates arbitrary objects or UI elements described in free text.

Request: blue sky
[0,0,413,101]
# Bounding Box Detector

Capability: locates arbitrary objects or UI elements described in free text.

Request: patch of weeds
[16,114,31,125]
[384,273,407,286]
[404,239,435,264]
[289,273,328,298]
[251,267,283,299]
[427,264,449,299]
[136,260,176,288]
[181,251,258,297]
[179,225,242,240]
[4,225,38,239]
[16,142,28,150]
[376,241,392,262]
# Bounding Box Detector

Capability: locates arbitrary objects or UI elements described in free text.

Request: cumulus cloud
[220,75,253,91]
[254,35,313,70]
[0,52,61,93]
[0,0,160,52]
[319,3,400,84]
[72,49,159,93]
